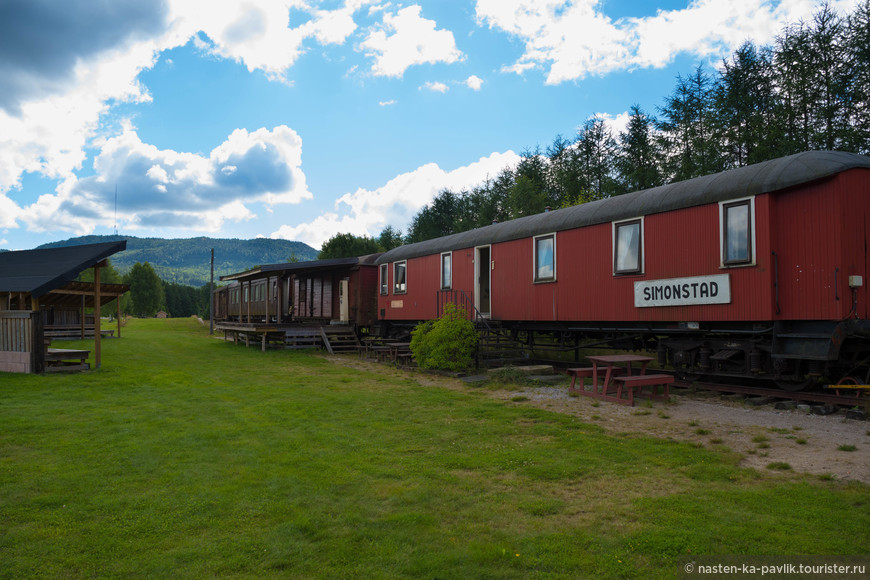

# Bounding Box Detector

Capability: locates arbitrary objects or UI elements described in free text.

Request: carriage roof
[377,150,870,264]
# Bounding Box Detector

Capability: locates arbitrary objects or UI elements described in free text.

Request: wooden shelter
[0,241,129,373]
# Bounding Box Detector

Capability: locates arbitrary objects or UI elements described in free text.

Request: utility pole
[209,248,214,335]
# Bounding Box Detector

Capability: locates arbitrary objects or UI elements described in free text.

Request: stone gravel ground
[488,382,870,484]
[331,356,869,484]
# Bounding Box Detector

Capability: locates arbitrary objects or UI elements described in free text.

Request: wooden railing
[435,290,492,332]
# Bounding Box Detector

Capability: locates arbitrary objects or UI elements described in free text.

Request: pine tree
[616,105,664,192]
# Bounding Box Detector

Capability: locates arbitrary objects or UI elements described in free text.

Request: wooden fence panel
[0,311,32,352]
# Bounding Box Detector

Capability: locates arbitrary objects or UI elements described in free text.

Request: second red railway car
[374,150,870,389]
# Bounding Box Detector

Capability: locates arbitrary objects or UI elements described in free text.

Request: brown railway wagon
[215,254,381,329]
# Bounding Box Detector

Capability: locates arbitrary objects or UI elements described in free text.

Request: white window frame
[719,197,756,267]
[440,252,452,290]
[393,261,407,294]
[379,264,389,296]
[613,217,645,275]
[533,233,557,283]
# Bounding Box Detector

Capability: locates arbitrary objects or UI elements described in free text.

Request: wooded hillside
[37,235,318,287]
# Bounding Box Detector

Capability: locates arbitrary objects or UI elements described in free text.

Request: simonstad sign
[634,274,731,308]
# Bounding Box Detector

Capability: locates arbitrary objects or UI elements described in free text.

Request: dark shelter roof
[220,253,382,282]
[377,150,870,264]
[0,240,127,298]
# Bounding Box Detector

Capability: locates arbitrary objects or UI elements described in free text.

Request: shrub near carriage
[409,303,478,372]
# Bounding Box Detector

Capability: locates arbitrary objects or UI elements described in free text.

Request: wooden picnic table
[567,354,671,406]
[587,354,652,392]
[384,342,411,364]
[358,336,387,359]
[45,348,90,372]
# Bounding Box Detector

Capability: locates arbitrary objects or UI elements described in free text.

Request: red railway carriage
[376,151,870,389]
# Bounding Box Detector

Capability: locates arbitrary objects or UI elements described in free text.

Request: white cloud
[379,99,397,106]
[20,125,309,236]
[0,193,22,229]
[464,75,484,90]
[362,5,464,77]
[475,0,853,84]
[0,35,161,193]
[271,150,521,248]
[422,81,449,93]
[169,0,377,82]
[598,111,631,138]
[0,0,374,197]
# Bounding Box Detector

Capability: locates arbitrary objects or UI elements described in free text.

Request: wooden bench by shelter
[45,348,90,372]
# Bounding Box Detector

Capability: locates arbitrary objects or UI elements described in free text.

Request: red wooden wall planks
[378,168,869,326]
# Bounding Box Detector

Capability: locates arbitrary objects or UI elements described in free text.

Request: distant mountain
[37,235,319,287]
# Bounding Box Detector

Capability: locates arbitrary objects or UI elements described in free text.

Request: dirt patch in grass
[329,356,870,484]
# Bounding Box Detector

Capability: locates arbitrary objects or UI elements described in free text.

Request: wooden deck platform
[216,322,360,354]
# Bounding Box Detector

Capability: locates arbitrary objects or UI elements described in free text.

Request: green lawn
[1,318,867,578]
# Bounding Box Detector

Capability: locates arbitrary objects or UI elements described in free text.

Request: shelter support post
[94,263,101,369]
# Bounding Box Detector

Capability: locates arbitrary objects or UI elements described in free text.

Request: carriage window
[441,253,452,289]
[614,218,643,274]
[723,200,752,265]
[534,234,555,282]
[393,261,407,294]
[380,264,388,295]
[243,285,249,303]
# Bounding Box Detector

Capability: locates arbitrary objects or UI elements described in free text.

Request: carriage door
[475,245,491,318]
[339,279,349,323]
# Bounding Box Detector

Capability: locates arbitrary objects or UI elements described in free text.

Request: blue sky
[0,0,849,251]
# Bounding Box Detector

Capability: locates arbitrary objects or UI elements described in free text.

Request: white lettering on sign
[634,274,731,308]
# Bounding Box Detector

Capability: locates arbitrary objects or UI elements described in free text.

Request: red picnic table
[567,354,672,406]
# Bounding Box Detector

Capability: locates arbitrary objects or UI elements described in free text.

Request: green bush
[410,303,478,372]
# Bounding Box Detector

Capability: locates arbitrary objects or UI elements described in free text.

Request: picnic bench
[610,374,674,406]
[44,348,90,372]
[567,354,672,406]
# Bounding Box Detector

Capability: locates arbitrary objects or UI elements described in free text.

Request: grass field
[1,318,868,578]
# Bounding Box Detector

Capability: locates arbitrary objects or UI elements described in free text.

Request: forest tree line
[320,0,870,258]
[80,261,210,319]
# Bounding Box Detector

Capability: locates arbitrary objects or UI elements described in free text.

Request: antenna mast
[114,185,118,236]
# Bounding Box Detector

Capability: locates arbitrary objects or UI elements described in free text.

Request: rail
[436,289,492,332]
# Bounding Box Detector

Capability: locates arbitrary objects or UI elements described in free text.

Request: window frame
[720,197,755,267]
[379,264,389,296]
[440,252,452,290]
[533,233,557,283]
[393,260,407,294]
[613,217,644,275]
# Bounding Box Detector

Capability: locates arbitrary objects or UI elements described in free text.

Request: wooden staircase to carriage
[475,321,528,367]
[282,325,360,353]
[269,324,361,354]
[436,289,528,368]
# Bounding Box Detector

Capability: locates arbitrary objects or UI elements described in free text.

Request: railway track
[673,378,869,409]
